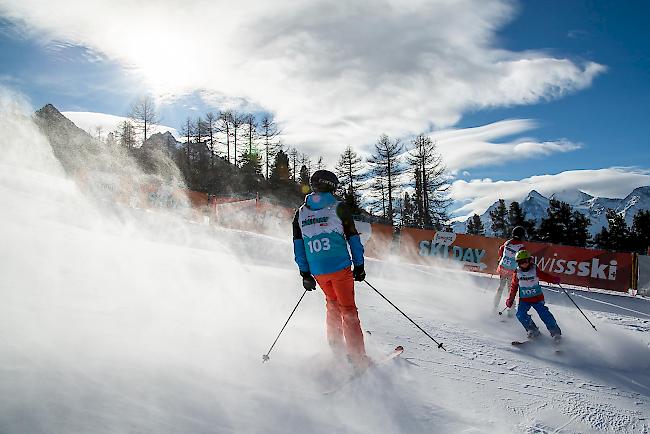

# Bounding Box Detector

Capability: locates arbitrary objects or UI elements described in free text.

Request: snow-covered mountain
[454,186,650,235]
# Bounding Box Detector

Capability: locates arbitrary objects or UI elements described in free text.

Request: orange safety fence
[399,228,633,293]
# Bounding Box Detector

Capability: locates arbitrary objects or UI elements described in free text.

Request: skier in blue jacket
[292,170,370,371]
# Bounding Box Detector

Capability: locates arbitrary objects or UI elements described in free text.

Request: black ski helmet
[512,226,526,240]
[310,170,339,193]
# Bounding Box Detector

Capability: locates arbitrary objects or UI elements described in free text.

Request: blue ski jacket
[292,192,364,276]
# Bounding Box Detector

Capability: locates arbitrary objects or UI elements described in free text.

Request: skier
[506,250,562,340]
[493,226,526,316]
[292,170,371,372]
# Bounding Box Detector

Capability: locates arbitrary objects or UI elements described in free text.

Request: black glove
[353,264,366,282]
[300,271,317,291]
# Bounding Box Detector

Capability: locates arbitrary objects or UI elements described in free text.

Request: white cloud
[428,119,581,173]
[62,111,179,139]
[451,167,650,219]
[0,0,605,162]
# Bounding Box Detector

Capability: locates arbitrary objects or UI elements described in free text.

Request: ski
[323,345,404,395]
[511,339,563,354]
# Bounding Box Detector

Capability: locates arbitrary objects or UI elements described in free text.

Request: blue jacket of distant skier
[292,192,364,276]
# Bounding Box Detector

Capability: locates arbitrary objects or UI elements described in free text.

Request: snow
[2,101,650,433]
[550,189,594,206]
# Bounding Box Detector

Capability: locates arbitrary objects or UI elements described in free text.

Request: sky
[1,0,649,219]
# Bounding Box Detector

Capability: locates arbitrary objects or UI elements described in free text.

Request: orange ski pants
[314,267,366,363]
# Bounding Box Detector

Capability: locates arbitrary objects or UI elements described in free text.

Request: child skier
[292,170,371,372]
[506,250,563,340]
[493,226,526,316]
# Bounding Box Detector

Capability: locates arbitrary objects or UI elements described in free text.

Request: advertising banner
[400,228,633,292]
[363,223,394,260]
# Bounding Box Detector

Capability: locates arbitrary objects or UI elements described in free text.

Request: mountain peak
[629,185,650,196]
[525,190,548,201]
[549,189,594,205]
[36,103,66,120]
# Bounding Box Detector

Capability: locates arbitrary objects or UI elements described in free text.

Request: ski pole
[557,284,597,331]
[364,280,446,351]
[497,306,508,316]
[262,289,308,362]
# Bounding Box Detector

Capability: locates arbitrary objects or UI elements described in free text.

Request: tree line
[97,96,452,228]
[466,198,650,253]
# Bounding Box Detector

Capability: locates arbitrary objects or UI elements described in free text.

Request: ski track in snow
[1,108,649,434]
[359,289,650,434]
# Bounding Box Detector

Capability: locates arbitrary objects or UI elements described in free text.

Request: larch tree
[408,134,450,229]
[335,145,364,213]
[204,112,219,168]
[129,95,159,144]
[180,117,193,169]
[367,134,403,225]
[117,120,137,148]
[245,114,257,154]
[288,147,299,182]
[259,115,280,179]
[230,111,246,167]
[219,110,232,164]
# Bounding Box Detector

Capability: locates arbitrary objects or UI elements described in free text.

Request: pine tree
[508,201,537,239]
[631,210,650,253]
[299,164,310,193]
[605,209,631,251]
[593,226,611,250]
[489,199,509,238]
[538,199,573,244]
[240,150,263,192]
[270,149,291,186]
[467,214,485,236]
[401,192,416,227]
[568,210,592,247]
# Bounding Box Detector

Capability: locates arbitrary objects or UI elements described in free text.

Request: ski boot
[350,354,375,376]
[526,328,541,339]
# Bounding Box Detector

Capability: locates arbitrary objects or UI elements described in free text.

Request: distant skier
[493,226,526,316]
[292,170,371,372]
[506,250,562,340]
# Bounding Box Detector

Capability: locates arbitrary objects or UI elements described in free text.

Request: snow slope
[2,97,649,433]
